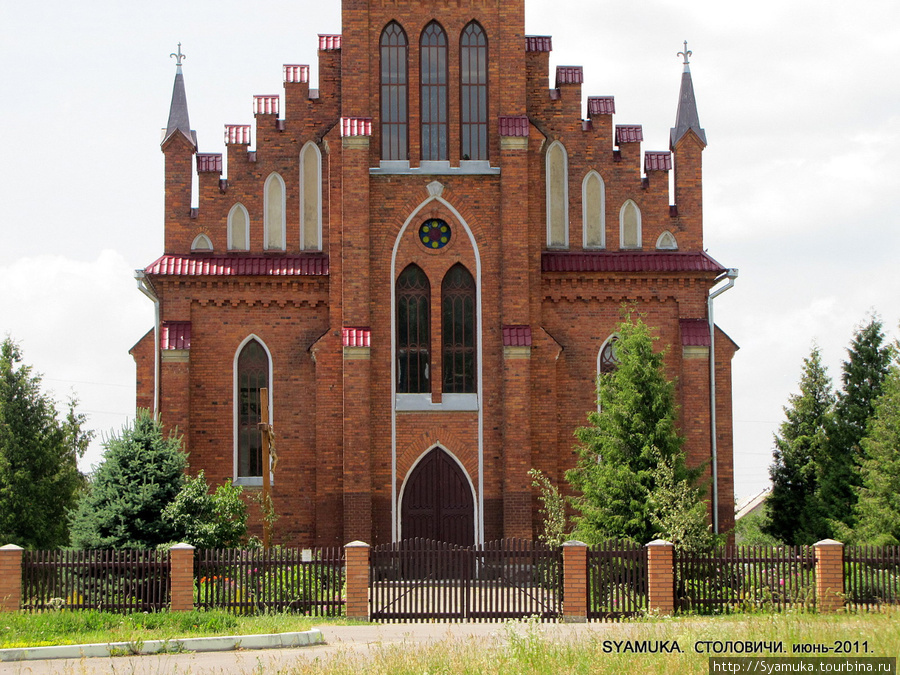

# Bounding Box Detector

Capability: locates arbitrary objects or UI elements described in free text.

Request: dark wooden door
[401,448,474,546]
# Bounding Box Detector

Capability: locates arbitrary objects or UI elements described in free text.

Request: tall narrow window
[420,22,448,161]
[237,339,269,479]
[546,141,568,247]
[582,171,605,249]
[300,142,322,250]
[396,264,430,393]
[264,173,285,250]
[381,22,408,160]
[620,199,641,249]
[460,22,488,161]
[442,264,476,393]
[228,203,249,251]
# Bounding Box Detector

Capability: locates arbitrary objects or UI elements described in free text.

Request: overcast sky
[1,0,898,504]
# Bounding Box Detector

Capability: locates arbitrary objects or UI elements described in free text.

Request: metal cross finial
[170,43,186,67]
[678,40,692,66]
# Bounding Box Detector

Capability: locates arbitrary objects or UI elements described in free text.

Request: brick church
[132,0,738,548]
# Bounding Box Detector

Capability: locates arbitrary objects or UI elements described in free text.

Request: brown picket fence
[844,545,900,610]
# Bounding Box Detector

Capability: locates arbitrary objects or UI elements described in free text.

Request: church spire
[162,44,196,148]
[670,41,707,149]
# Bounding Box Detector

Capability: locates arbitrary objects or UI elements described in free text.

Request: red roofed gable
[680,319,711,347]
[161,321,191,350]
[144,254,329,277]
[502,325,532,347]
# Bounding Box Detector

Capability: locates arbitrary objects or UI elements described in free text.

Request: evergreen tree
[0,338,92,548]
[69,411,186,549]
[844,366,900,545]
[763,346,834,545]
[819,317,893,534]
[162,470,248,549]
[566,311,700,545]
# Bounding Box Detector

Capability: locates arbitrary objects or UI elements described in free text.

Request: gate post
[646,539,675,615]
[562,540,588,622]
[814,539,844,612]
[169,543,195,611]
[345,541,370,620]
[0,545,23,612]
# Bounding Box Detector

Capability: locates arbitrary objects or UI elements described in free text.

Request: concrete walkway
[0,621,630,675]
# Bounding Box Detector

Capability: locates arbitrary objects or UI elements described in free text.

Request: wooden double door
[400,448,474,547]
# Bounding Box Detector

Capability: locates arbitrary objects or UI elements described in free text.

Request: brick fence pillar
[345,541,370,620]
[169,543,195,612]
[814,539,844,612]
[646,539,675,615]
[0,545,23,612]
[562,540,588,622]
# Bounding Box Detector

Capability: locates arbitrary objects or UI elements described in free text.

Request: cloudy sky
[1,0,898,503]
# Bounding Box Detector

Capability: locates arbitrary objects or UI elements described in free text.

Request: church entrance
[400,448,474,546]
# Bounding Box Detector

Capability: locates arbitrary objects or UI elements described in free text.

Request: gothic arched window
[300,142,322,250]
[546,141,569,247]
[236,339,269,479]
[228,203,250,251]
[396,264,430,393]
[442,264,476,393]
[460,22,488,161]
[380,22,408,161]
[420,22,448,161]
[264,173,286,250]
[582,171,605,249]
[620,199,641,249]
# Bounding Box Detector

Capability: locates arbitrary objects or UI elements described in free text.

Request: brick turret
[670,45,706,247]
[161,47,196,254]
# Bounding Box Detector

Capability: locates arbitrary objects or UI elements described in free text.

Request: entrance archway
[400,448,474,546]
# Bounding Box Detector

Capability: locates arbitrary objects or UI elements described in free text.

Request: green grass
[292,611,900,674]
[0,610,364,649]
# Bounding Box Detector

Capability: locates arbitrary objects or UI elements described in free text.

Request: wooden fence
[587,540,647,620]
[845,545,900,610]
[194,547,344,615]
[675,545,817,613]
[21,549,169,612]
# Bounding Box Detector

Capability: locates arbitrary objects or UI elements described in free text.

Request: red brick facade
[132,0,737,547]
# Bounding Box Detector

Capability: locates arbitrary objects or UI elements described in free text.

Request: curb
[0,629,324,662]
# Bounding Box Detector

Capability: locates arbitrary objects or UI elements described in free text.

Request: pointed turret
[161,44,196,253]
[670,41,706,149]
[162,44,197,149]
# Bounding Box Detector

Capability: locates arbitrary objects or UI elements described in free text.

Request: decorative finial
[677,40,691,66]
[170,43,186,67]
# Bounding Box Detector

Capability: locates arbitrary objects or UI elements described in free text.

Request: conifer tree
[566,311,700,545]
[819,317,893,533]
[0,338,92,548]
[763,346,834,545]
[69,411,186,549]
[844,365,900,545]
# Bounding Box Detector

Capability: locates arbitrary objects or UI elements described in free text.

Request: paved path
[0,622,631,675]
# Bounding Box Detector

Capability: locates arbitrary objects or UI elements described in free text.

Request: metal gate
[370,538,562,621]
[587,540,648,620]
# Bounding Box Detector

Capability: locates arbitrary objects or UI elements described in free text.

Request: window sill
[395,393,478,411]
[371,161,500,176]
[234,476,275,487]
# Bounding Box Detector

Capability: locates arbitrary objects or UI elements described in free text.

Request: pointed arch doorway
[400,448,475,546]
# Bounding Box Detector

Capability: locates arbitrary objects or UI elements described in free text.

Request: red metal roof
[161,321,191,350]
[644,151,672,172]
[525,36,552,52]
[541,251,726,274]
[253,95,279,115]
[498,116,529,137]
[587,96,615,116]
[224,124,251,145]
[342,327,371,348]
[616,125,643,144]
[196,153,222,174]
[319,34,342,51]
[283,64,309,83]
[502,325,532,347]
[680,319,711,347]
[556,66,583,86]
[341,117,373,137]
[145,254,329,277]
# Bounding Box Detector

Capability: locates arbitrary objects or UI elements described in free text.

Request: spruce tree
[69,411,186,549]
[763,346,834,545]
[0,338,92,548]
[819,318,893,533]
[845,365,900,545]
[566,311,699,545]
